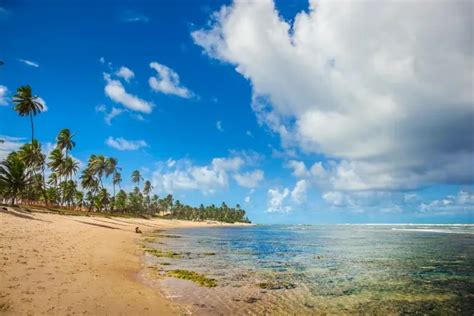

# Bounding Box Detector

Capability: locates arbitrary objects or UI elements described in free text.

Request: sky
[0,0,473,224]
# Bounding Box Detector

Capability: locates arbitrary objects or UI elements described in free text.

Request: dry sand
[0,207,232,315]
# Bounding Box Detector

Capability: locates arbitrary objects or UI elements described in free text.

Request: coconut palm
[90,155,107,188]
[112,171,122,197]
[131,170,143,189]
[61,156,79,181]
[105,157,119,178]
[143,180,152,196]
[56,129,75,158]
[0,152,31,204]
[12,86,44,144]
[48,148,65,177]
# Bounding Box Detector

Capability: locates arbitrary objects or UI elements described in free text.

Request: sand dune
[0,207,225,315]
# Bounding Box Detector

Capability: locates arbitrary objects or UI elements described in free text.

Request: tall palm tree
[105,157,119,178]
[12,86,44,144]
[131,170,143,189]
[90,155,107,188]
[0,152,31,204]
[61,156,79,182]
[143,180,152,196]
[18,140,45,203]
[80,168,98,211]
[56,128,75,158]
[112,171,122,197]
[48,148,65,178]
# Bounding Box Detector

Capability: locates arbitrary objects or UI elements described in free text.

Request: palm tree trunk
[30,113,34,144]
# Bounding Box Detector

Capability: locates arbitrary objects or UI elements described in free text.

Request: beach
[0,207,233,315]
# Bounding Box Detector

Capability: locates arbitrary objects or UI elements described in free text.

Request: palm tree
[131,170,143,189]
[80,168,98,211]
[48,148,65,179]
[112,171,122,197]
[56,129,75,158]
[18,140,45,203]
[143,180,152,195]
[0,152,31,204]
[90,155,107,188]
[61,156,79,182]
[12,86,44,144]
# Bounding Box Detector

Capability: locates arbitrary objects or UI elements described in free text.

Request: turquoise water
[147,225,474,315]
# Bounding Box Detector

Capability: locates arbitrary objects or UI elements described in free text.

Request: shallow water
[145,225,474,315]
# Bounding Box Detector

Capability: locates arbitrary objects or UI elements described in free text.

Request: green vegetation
[0,85,250,223]
[167,269,217,287]
[145,248,183,258]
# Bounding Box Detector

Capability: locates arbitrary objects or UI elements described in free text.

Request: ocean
[145,224,474,315]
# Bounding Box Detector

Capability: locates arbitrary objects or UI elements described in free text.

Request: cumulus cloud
[106,137,148,151]
[291,179,308,204]
[0,85,8,106]
[286,160,309,178]
[104,73,153,113]
[115,66,135,82]
[193,0,474,191]
[233,169,264,188]
[420,191,474,215]
[152,152,262,194]
[216,120,224,132]
[18,59,39,68]
[149,62,193,98]
[267,187,291,213]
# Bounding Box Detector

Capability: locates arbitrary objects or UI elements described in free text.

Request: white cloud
[193,0,474,191]
[116,66,135,82]
[152,156,243,194]
[18,59,39,68]
[149,62,193,98]
[0,135,24,161]
[246,130,253,137]
[291,179,308,204]
[420,191,474,215]
[286,160,309,178]
[106,137,148,151]
[104,73,153,113]
[216,120,224,132]
[244,196,251,203]
[0,85,8,106]
[267,187,291,213]
[99,57,105,64]
[233,169,264,188]
[152,152,259,194]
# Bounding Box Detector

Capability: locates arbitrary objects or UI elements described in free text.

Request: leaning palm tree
[0,152,31,204]
[131,170,143,189]
[56,128,75,158]
[12,86,44,144]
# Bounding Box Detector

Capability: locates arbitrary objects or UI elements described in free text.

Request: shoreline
[0,206,246,315]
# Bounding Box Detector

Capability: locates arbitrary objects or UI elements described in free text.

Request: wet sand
[0,206,236,315]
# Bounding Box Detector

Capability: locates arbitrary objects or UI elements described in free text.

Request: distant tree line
[0,84,250,223]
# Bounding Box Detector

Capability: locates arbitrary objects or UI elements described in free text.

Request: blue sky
[0,0,473,224]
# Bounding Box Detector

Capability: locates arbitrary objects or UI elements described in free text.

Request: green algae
[145,248,183,258]
[167,269,217,287]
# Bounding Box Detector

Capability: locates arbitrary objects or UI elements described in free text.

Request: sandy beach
[0,207,229,315]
